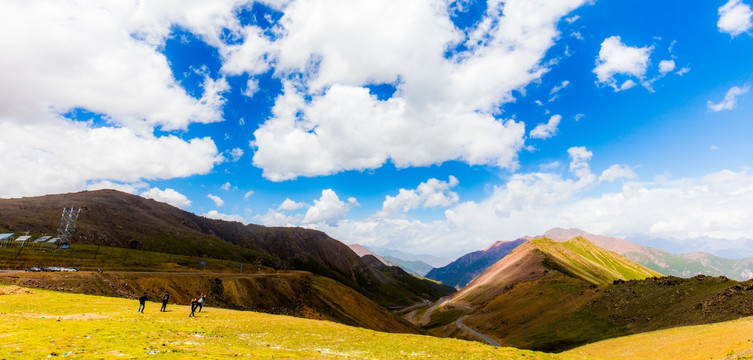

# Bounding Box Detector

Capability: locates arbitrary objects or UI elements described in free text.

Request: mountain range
[544,228,753,281]
[426,236,753,352]
[0,190,454,315]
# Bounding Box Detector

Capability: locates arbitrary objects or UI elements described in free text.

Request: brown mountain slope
[452,237,660,308]
[430,236,753,352]
[0,271,421,334]
[0,190,455,308]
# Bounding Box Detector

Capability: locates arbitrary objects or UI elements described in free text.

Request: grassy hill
[566,315,753,360]
[425,237,529,289]
[451,237,660,307]
[0,190,455,308]
[545,228,753,281]
[0,270,421,334]
[0,285,581,360]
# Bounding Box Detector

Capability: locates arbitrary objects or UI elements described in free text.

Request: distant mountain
[545,228,753,281]
[0,190,455,308]
[349,244,434,277]
[381,256,434,277]
[425,237,529,289]
[365,246,451,268]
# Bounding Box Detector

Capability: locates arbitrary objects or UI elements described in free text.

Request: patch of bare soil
[0,285,33,295]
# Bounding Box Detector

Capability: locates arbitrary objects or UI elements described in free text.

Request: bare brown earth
[0,270,422,334]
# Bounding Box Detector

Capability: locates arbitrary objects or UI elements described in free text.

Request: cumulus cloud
[207,194,224,207]
[279,198,305,211]
[141,187,192,209]
[302,189,358,226]
[202,210,246,223]
[658,59,676,75]
[228,148,244,162]
[0,120,222,198]
[87,180,148,194]
[243,190,254,200]
[718,0,753,37]
[708,85,750,112]
[249,0,588,181]
[0,0,232,197]
[599,164,638,183]
[530,114,562,139]
[307,156,753,259]
[379,176,460,216]
[593,36,653,91]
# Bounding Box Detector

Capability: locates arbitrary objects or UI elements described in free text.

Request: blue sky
[1,0,752,260]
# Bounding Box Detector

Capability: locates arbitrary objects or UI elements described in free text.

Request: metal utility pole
[57,207,81,250]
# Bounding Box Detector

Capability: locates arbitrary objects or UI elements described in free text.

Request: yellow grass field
[566,316,753,360]
[0,285,581,359]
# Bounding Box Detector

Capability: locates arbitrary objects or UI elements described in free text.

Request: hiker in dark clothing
[138,293,147,313]
[197,294,205,312]
[160,293,169,312]
[189,298,198,317]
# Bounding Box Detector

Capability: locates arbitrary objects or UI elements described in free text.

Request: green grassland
[0,285,584,360]
[0,243,273,273]
[566,315,753,360]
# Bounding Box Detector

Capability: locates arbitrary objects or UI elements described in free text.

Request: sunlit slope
[0,285,584,360]
[453,237,659,306]
[566,315,753,360]
[0,271,420,334]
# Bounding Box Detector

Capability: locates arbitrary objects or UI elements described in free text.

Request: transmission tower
[57,207,80,250]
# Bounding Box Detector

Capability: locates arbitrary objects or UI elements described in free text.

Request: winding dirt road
[456,316,500,347]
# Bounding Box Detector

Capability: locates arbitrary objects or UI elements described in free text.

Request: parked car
[61,267,78,272]
[42,267,61,272]
[26,267,42,272]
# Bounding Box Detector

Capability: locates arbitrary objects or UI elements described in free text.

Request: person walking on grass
[137,293,147,313]
[160,293,169,312]
[197,294,205,312]
[189,298,198,317]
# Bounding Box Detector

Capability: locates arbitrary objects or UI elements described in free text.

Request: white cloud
[278,198,305,211]
[658,59,676,75]
[207,193,224,207]
[707,85,750,112]
[302,189,356,226]
[593,36,653,91]
[87,180,148,194]
[530,114,562,139]
[244,190,255,200]
[202,210,246,223]
[242,78,260,98]
[675,67,691,76]
[548,80,570,102]
[249,0,588,181]
[141,187,192,209]
[305,155,753,259]
[379,176,460,216]
[228,148,244,162]
[710,145,720,151]
[220,182,233,191]
[718,0,753,37]
[0,0,234,197]
[599,164,637,183]
[0,120,222,198]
